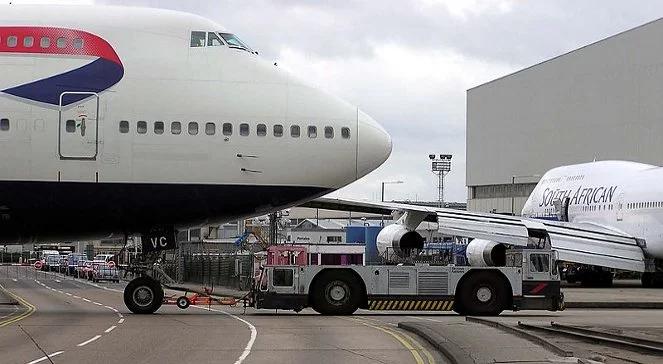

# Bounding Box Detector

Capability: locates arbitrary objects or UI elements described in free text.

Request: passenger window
[119,120,129,134]
[205,122,216,135]
[341,127,351,139]
[308,126,317,138]
[257,124,267,137]
[190,31,206,47]
[273,268,294,287]
[137,121,147,134]
[154,121,164,135]
[7,36,17,47]
[56,37,67,48]
[188,122,199,135]
[222,123,232,136]
[240,123,249,136]
[23,36,34,47]
[0,119,9,131]
[207,32,224,46]
[73,38,84,49]
[171,122,182,135]
[324,126,334,139]
[40,37,50,48]
[529,254,550,273]
[66,120,76,133]
[273,124,283,137]
[291,125,300,138]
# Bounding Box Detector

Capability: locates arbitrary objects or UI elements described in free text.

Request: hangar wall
[467,18,663,214]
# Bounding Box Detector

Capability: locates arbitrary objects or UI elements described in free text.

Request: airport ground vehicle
[249,247,563,316]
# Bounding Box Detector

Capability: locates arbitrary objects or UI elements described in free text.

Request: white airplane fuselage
[522,160,663,259]
[0,5,392,242]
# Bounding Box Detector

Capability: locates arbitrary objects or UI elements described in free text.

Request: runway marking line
[105,325,116,333]
[77,334,101,347]
[26,351,64,364]
[0,284,36,328]
[190,305,257,364]
[118,318,124,324]
[343,317,433,364]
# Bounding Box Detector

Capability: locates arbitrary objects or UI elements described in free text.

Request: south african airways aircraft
[0,5,392,245]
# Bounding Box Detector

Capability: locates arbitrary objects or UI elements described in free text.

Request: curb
[566,302,663,309]
[465,316,574,357]
[398,322,475,364]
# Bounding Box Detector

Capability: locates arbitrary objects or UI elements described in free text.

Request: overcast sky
[11,0,663,202]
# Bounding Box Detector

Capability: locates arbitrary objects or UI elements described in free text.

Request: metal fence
[163,240,255,291]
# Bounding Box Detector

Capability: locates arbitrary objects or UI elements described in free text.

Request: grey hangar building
[466,18,663,214]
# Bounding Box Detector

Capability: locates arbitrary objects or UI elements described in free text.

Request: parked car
[40,250,58,271]
[45,254,61,272]
[66,253,86,276]
[92,264,119,283]
[93,254,115,263]
[75,259,88,278]
[86,260,106,280]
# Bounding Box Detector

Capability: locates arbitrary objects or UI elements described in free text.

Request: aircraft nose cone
[357,110,392,179]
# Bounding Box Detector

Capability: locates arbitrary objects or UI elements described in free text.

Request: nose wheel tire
[176,296,190,309]
[124,276,164,314]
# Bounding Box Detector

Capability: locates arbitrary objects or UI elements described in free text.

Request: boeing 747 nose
[357,109,392,179]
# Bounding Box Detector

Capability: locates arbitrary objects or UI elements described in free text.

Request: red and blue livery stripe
[0,27,124,106]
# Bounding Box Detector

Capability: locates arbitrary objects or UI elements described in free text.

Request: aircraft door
[617,192,625,221]
[58,92,99,160]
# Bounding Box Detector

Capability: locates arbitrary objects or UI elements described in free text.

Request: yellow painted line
[0,285,36,328]
[345,317,429,364]
[399,329,436,364]
[397,301,405,310]
[414,301,423,310]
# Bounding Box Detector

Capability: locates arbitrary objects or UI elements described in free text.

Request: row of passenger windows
[580,204,613,212]
[1,35,84,49]
[628,201,663,209]
[118,121,352,139]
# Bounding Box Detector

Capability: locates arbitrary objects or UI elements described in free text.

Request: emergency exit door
[58,92,100,160]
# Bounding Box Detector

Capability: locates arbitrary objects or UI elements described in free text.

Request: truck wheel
[312,272,361,315]
[123,276,164,314]
[176,296,190,309]
[456,272,507,316]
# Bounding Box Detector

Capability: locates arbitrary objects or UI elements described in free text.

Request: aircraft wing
[302,198,647,272]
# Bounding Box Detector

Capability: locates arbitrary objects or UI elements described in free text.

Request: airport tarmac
[2,265,663,364]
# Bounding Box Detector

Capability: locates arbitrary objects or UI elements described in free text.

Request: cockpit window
[190,31,206,47]
[219,33,253,53]
[207,32,224,47]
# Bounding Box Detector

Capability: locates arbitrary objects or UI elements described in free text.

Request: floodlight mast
[430,154,452,208]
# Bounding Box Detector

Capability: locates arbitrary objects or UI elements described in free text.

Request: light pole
[511,174,541,215]
[430,154,452,208]
[381,180,403,202]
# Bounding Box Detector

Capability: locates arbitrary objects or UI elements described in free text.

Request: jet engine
[465,239,507,267]
[376,224,424,258]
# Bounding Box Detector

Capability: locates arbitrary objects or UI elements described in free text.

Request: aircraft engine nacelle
[465,239,507,267]
[376,224,424,257]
